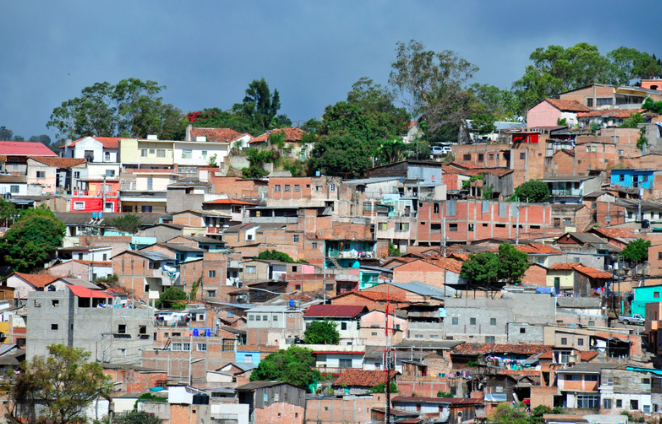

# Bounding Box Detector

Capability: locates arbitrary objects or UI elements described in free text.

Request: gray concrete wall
[27,290,154,365]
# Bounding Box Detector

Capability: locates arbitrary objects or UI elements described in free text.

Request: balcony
[314,366,361,375]
[327,250,375,259]
[551,188,583,196]
[72,190,119,197]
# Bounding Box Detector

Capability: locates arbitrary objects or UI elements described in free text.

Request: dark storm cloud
[1,0,661,139]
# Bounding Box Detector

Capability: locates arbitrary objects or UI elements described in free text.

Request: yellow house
[546,262,579,293]
[120,138,174,166]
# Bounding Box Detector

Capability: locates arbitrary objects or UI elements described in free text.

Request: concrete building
[600,368,656,416]
[26,286,153,365]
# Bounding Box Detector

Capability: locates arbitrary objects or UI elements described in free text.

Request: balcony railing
[314,366,361,375]
[551,188,583,196]
[72,190,119,197]
[327,250,375,259]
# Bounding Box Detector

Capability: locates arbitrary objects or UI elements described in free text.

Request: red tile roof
[202,199,258,205]
[491,243,563,255]
[392,396,482,405]
[69,136,121,149]
[13,272,59,288]
[545,99,590,112]
[574,266,613,279]
[29,156,87,169]
[0,142,56,156]
[73,260,113,267]
[549,262,582,270]
[528,243,563,255]
[68,285,112,299]
[580,351,599,362]
[304,304,368,318]
[330,291,407,303]
[577,109,643,118]
[590,227,636,240]
[452,343,552,356]
[190,128,250,143]
[248,127,306,144]
[333,369,398,387]
[430,257,464,274]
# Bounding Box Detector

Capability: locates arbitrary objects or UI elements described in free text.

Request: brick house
[332,369,398,395]
[236,380,306,424]
[329,290,407,311]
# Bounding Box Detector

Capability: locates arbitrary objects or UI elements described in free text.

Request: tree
[460,252,501,292]
[514,180,550,203]
[390,40,477,142]
[437,390,453,398]
[256,249,295,263]
[0,125,13,140]
[369,382,398,393]
[232,78,289,133]
[512,43,614,115]
[1,344,111,424]
[47,78,181,140]
[156,287,188,310]
[620,112,644,128]
[531,405,562,424]
[250,345,320,388]
[207,154,218,168]
[309,133,373,178]
[107,214,142,234]
[497,244,530,285]
[621,238,651,266]
[0,198,18,226]
[608,47,661,84]
[303,319,340,345]
[489,403,529,424]
[0,213,65,272]
[113,411,161,424]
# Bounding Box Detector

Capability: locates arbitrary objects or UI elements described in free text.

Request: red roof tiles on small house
[68,136,121,149]
[330,291,407,303]
[304,304,368,318]
[190,128,250,143]
[590,227,636,240]
[333,369,398,388]
[574,266,613,280]
[545,99,590,113]
[14,273,59,289]
[392,396,482,405]
[0,142,57,156]
[68,285,112,299]
[202,199,258,205]
[549,262,583,270]
[577,108,643,118]
[29,156,87,169]
[248,127,306,144]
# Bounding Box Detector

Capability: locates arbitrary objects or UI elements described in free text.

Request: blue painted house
[611,169,655,190]
[632,284,662,317]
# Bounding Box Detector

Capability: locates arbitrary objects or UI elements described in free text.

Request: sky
[2,0,662,140]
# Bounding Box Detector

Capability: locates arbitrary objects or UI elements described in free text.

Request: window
[293,235,300,242]
[293,184,301,192]
[157,149,166,158]
[74,171,80,178]
[603,398,612,409]
[578,339,584,346]
[182,343,191,351]
[478,153,484,161]
[273,315,278,321]
[378,222,388,231]
[630,400,639,410]
[431,223,441,233]
[263,315,268,321]
[488,153,494,160]
[106,170,115,177]
[643,378,651,384]
[182,150,192,159]
[208,270,216,278]
[587,98,594,107]
[451,317,458,325]
[292,266,297,272]
[644,405,651,413]
[51,300,59,307]
[330,184,335,191]
[490,318,497,326]
[563,218,572,226]
[312,242,318,249]
[197,343,207,351]
[341,322,347,330]
[470,318,477,325]
[619,149,624,156]
[449,223,458,232]
[284,185,291,192]
[655,292,660,299]
[274,394,279,402]
[118,324,126,334]
[104,151,111,161]
[463,154,471,161]
[201,151,207,159]
[577,394,600,409]
[520,152,526,160]
[74,201,85,210]
[520,328,526,334]
[104,202,114,211]
[275,185,281,192]
[339,358,352,367]
[597,98,613,106]
[616,399,623,408]
[51,324,58,330]
[36,171,45,178]
[396,223,409,232]
[249,315,254,321]
[141,206,152,213]
[10,185,19,194]
[561,338,567,345]
[485,336,495,343]
[141,149,148,157]
[584,374,598,381]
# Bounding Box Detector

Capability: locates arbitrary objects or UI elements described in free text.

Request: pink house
[526,99,590,128]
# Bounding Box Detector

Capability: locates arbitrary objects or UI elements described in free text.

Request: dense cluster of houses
[2,82,662,424]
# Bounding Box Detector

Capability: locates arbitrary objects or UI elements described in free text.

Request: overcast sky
[2,0,661,140]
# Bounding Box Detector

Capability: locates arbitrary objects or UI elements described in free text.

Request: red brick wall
[209,176,266,199]
[522,263,547,286]
[255,402,305,424]
[527,101,562,128]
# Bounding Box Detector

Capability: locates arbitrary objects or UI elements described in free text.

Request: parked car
[431,146,452,156]
[618,314,644,325]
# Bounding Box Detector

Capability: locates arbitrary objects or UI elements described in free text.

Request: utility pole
[515,202,520,245]
[442,214,447,257]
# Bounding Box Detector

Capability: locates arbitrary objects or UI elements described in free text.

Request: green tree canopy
[608,47,662,84]
[514,180,550,203]
[620,112,644,128]
[0,212,65,272]
[256,249,295,263]
[250,345,320,388]
[1,344,111,424]
[47,78,186,140]
[107,214,143,234]
[390,40,477,142]
[113,410,162,424]
[497,243,530,285]
[460,252,500,291]
[621,238,651,265]
[303,319,340,345]
[489,403,529,424]
[156,287,188,310]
